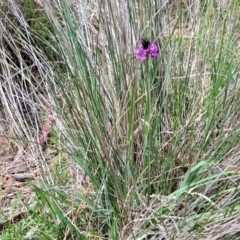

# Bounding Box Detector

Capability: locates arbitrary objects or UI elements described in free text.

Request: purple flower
[135,40,159,60]
[148,43,159,57]
[135,41,149,60]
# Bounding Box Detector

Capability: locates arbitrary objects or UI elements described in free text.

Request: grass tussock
[0,0,240,239]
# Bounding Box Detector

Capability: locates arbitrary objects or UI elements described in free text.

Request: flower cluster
[135,40,159,60]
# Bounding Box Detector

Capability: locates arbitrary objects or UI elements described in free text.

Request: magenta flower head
[148,43,159,57]
[135,41,149,60]
[135,39,159,60]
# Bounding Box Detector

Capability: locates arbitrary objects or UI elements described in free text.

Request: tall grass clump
[1,0,240,239]
[0,0,57,183]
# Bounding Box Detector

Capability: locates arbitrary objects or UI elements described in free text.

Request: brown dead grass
[0,108,55,231]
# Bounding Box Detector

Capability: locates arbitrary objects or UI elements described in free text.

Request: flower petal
[148,43,159,57]
[135,41,148,60]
